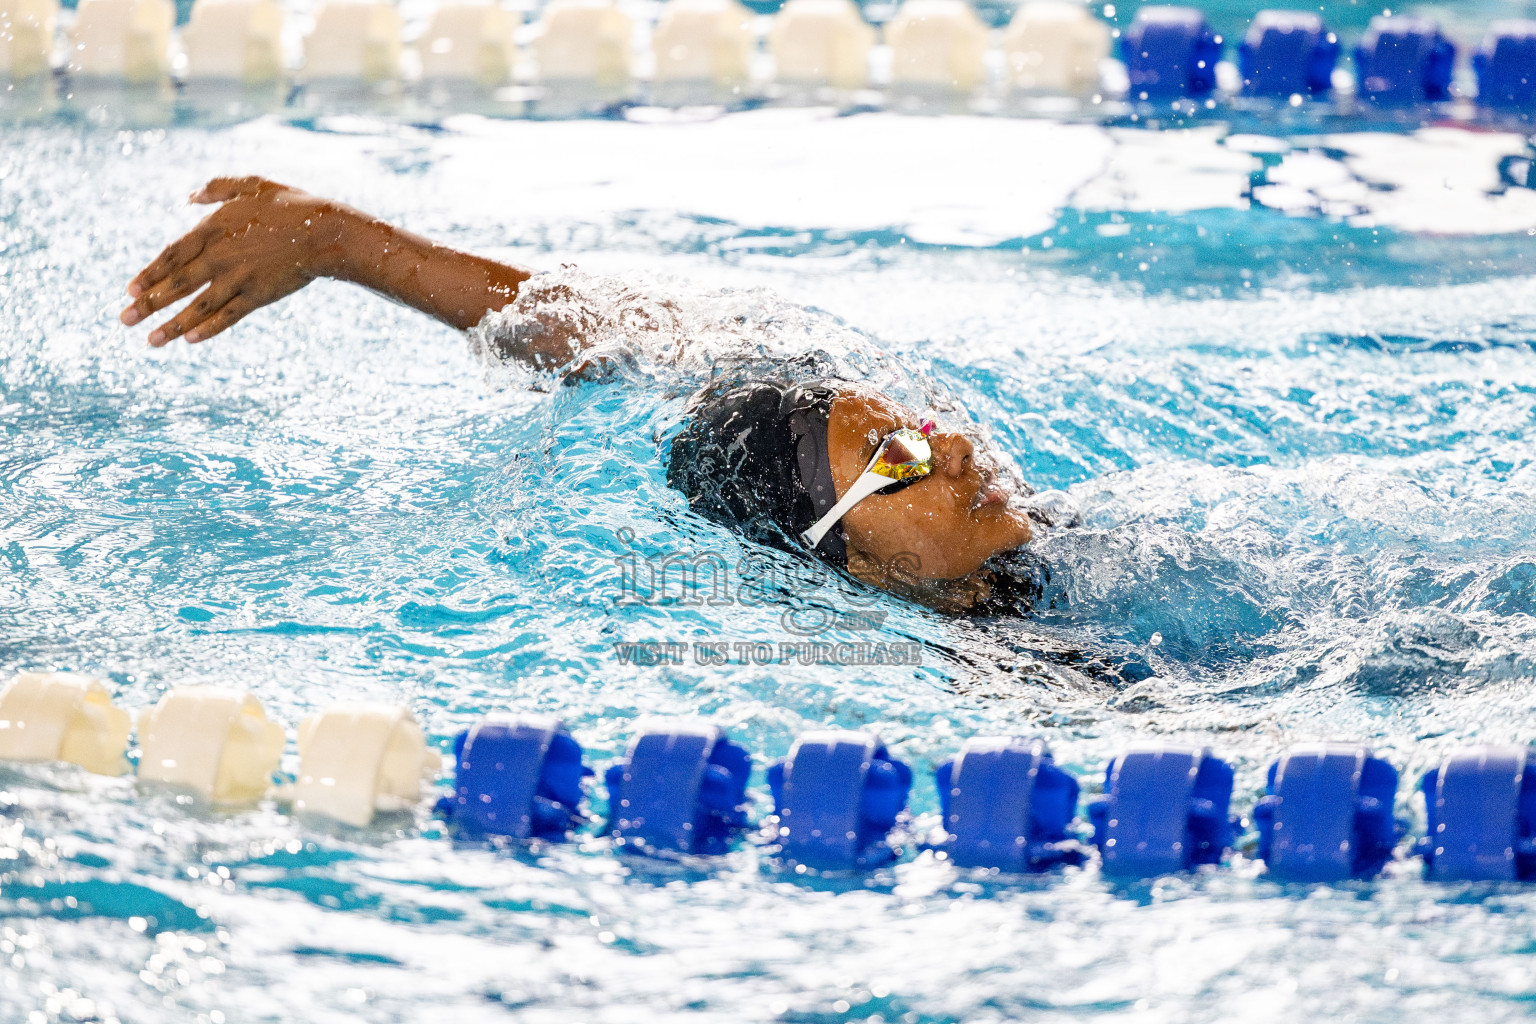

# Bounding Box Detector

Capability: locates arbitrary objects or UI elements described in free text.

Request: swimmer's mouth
[971,472,1009,511]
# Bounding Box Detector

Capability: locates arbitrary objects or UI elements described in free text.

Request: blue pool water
[3,109,1536,1022]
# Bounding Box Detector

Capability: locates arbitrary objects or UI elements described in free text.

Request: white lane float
[1003,0,1111,95]
[0,671,131,776]
[294,703,439,827]
[67,0,173,84]
[651,0,754,99]
[530,0,633,94]
[885,0,988,94]
[0,0,57,80]
[136,686,284,803]
[302,0,403,84]
[179,0,285,86]
[769,0,874,91]
[417,1,520,89]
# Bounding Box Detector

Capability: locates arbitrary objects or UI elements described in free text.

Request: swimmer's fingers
[145,276,246,347]
[127,177,288,301]
[176,293,260,346]
[190,176,287,205]
[125,228,213,303]
[122,251,217,327]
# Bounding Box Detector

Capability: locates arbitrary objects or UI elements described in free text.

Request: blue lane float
[604,723,752,855]
[1120,6,1222,100]
[1419,746,1536,882]
[1474,21,1536,113]
[438,714,590,840]
[933,737,1084,872]
[1254,744,1399,882]
[1237,10,1338,99]
[1353,15,1455,106]
[1087,743,1234,877]
[767,731,912,869]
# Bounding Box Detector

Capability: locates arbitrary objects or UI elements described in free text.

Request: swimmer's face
[827,385,1033,582]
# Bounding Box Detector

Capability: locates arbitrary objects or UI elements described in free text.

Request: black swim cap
[666,378,847,568]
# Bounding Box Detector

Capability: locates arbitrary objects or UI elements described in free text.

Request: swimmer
[121,177,1053,614]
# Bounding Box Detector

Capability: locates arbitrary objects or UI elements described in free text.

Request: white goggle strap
[800,470,895,551]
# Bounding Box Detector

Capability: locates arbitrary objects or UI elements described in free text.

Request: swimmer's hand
[121,177,345,345]
[121,176,532,346]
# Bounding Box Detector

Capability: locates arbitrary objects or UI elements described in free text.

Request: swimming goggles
[800,421,935,551]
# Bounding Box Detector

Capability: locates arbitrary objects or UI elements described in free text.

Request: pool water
[3,109,1536,1023]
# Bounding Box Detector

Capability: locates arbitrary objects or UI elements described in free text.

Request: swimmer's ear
[845,543,920,593]
[845,544,986,613]
[844,544,884,590]
[189,176,286,205]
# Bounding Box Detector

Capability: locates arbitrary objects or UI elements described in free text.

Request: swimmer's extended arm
[121,176,532,346]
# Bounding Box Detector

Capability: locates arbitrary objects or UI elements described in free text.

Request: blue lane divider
[428,713,1536,884]
[1475,21,1536,113]
[1353,15,1455,105]
[1419,746,1536,882]
[604,722,752,855]
[1254,744,1399,881]
[1238,10,1338,99]
[1120,6,1222,100]
[1087,743,1234,877]
[934,737,1084,872]
[437,714,590,840]
[767,731,912,869]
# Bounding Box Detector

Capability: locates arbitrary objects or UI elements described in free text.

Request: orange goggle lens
[869,428,933,482]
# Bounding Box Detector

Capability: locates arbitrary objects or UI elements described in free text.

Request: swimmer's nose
[938,433,974,478]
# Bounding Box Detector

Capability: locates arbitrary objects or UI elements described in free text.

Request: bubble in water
[1150,632,1163,646]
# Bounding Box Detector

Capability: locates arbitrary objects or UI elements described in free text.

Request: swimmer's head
[666,378,849,566]
[666,378,1034,588]
[824,384,1034,583]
